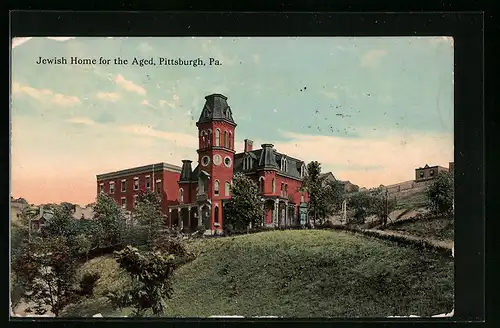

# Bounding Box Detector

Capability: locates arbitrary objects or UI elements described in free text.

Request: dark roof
[234,144,305,180]
[196,94,236,126]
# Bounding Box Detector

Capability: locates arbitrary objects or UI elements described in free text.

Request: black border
[8,10,485,326]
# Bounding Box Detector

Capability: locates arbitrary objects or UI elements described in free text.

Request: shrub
[79,272,101,297]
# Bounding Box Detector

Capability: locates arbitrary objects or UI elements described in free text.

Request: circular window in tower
[201,156,210,167]
[224,156,232,168]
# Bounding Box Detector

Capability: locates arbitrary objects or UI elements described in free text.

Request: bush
[79,272,101,297]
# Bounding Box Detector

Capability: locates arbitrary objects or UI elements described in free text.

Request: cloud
[12,81,81,106]
[270,129,453,188]
[96,92,120,102]
[361,49,388,68]
[67,117,98,126]
[115,74,147,95]
[11,36,75,49]
[12,37,32,49]
[429,36,454,47]
[120,125,198,149]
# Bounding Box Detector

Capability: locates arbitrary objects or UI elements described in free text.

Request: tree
[301,161,324,225]
[12,236,79,316]
[92,193,126,247]
[133,190,165,243]
[224,173,265,232]
[347,191,373,223]
[369,187,396,226]
[426,171,454,214]
[108,246,176,317]
[317,180,346,222]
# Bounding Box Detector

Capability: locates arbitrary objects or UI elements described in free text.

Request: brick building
[96,93,310,233]
[415,164,449,182]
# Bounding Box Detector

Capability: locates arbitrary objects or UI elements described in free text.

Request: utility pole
[384,188,388,226]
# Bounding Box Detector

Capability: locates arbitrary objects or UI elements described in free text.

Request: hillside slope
[71,230,454,318]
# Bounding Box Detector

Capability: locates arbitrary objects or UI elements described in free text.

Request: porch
[168,202,212,233]
[261,197,298,228]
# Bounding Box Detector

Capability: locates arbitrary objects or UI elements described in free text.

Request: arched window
[179,188,184,203]
[215,129,220,146]
[272,179,276,194]
[214,206,219,223]
[281,157,287,172]
[225,181,231,196]
[214,180,220,196]
[224,131,228,148]
[281,182,284,197]
[285,184,289,197]
[300,163,306,178]
[201,130,207,148]
[228,132,233,150]
[207,129,212,146]
[259,177,265,193]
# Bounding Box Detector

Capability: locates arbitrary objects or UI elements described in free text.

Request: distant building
[415,164,449,182]
[319,172,359,193]
[30,206,54,232]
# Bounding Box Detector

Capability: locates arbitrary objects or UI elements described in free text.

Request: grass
[68,230,454,318]
[386,215,454,242]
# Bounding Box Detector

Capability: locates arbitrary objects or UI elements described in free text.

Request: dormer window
[243,156,253,171]
[281,157,288,172]
[300,163,306,178]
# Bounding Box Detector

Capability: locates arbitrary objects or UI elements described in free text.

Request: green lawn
[65,230,454,318]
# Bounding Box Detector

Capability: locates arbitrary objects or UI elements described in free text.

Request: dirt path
[367,228,454,251]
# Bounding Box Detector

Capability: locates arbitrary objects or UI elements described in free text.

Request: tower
[196,94,236,231]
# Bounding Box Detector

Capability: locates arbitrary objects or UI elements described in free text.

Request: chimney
[244,139,254,152]
[180,160,193,181]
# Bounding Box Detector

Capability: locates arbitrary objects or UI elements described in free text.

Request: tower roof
[196,94,236,126]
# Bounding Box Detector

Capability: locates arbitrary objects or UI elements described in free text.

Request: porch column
[177,208,183,230]
[284,201,289,227]
[197,206,202,226]
[273,199,279,227]
[168,208,172,227]
[187,206,191,231]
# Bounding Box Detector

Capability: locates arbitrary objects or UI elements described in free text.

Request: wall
[415,166,449,181]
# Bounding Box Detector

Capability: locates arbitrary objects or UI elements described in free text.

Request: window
[179,188,184,203]
[225,181,231,196]
[430,170,435,176]
[214,206,219,223]
[281,157,287,172]
[281,182,284,197]
[201,130,207,148]
[99,183,104,193]
[156,180,161,194]
[301,192,305,203]
[259,177,265,193]
[229,132,232,150]
[109,182,115,194]
[121,180,126,192]
[300,164,306,178]
[224,156,232,168]
[121,197,126,209]
[285,184,288,197]
[146,176,151,189]
[215,129,220,146]
[134,177,139,190]
[224,131,228,148]
[420,171,424,178]
[243,157,253,170]
[207,130,212,146]
[272,179,276,194]
[134,195,138,208]
[214,180,220,196]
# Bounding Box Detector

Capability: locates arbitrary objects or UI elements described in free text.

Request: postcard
[10,36,454,318]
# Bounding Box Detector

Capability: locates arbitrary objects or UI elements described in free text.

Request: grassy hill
[65,230,454,318]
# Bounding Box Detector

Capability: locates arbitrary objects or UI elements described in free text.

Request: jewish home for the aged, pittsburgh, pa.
[96,93,311,233]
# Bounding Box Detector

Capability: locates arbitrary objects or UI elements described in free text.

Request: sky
[10,36,454,205]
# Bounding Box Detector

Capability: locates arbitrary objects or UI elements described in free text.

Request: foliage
[301,161,323,224]
[12,236,80,316]
[316,180,346,222]
[426,171,454,214]
[92,193,127,247]
[346,188,395,225]
[347,191,374,223]
[79,272,101,297]
[133,190,165,243]
[224,173,265,232]
[109,246,176,316]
